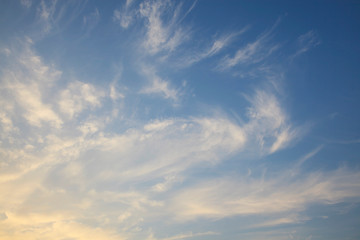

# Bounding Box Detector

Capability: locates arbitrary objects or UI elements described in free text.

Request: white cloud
[35,0,87,36]
[219,20,280,70]
[139,66,180,101]
[21,0,32,8]
[110,83,125,101]
[113,8,134,29]
[161,231,219,240]
[12,82,63,128]
[113,0,136,29]
[0,44,250,236]
[139,0,191,55]
[87,116,246,183]
[0,111,16,134]
[1,48,11,56]
[144,119,175,131]
[291,30,321,59]
[0,40,63,129]
[0,4,358,239]
[169,167,360,221]
[151,175,183,193]
[59,81,104,119]
[0,215,125,240]
[244,89,298,154]
[83,8,100,35]
[141,77,179,100]
[269,127,298,153]
[179,29,248,67]
[37,0,58,33]
[205,31,245,58]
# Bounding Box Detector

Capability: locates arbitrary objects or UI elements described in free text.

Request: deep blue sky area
[0,1,360,239]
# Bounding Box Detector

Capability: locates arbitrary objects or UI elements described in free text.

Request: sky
[0,0,360,239]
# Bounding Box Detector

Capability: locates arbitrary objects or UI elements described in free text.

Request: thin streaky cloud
[178,0,197,24]
[218,19,281,70]
[170,167,360,221]
[113,7,134,29]
[161,231,220,240]
[21,0,32,8]
[247,214,309,229]
[82,8,100,35]
[244,89,299,154]
[139,65,180,101]
[58,81,104,119]
[291,30,321,59]
[180,27,249,67]
[295,145,324,168]
[139,0,191,55]
[1,1,359,239]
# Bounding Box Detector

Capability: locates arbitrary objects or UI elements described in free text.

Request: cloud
[113,9,133,29]
[179,28,249,67]
[233,229,312,240]
[151,174,183,193]
[0,39,309,238]
[11,81,63,128]
[0,39,63,129]
[35,0,88,36]
[37,0,58,33]
[0,215,125,240]
[110,82,125,101]
[139,0,191,55]
[86,116,246,184]
[83,8,100,35]
[219,20,280,70]
[0,36,249,236]
[113,0,136,29]
[161,231,219,240]
[20,0,32,8]
[1,2,359,239]
[58,81,104,119]
[244,89,298,154]
[139,66,180,101]
[169,167,360,221]
[291,30,321,59]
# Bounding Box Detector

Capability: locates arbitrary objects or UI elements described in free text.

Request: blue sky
[0,0,360,239]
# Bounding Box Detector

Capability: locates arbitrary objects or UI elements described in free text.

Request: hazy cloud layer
[0,1,359,240]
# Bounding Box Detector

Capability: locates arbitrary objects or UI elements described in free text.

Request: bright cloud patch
[59,81,104,119]
[1,1,359,240]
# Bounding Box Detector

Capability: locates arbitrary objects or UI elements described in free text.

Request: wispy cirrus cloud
[113,0,136,29]
[1,38,63,129]
[291,30,321,59]
[35,0,87,37]
[244,89,299,154]
[169,165,360,221]
[0,36,303,239]
[139,65,181,101]
[149,231,220,240]
[0,38,245,239]
[20,0,32,8]
[1,1,359,239]
[178,28,249,67]
[218,20,281,70]
[58,81,104,119]
[0,35,358,239]
[139,0,192,55]
[83,8,100,35]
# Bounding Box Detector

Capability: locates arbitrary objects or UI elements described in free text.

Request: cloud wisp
[170,166,360,221]
[0,1,359,239]
[218,20,281,70]
[0,37,305,239]
[291,30,321,60]
[138,0,191,55]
